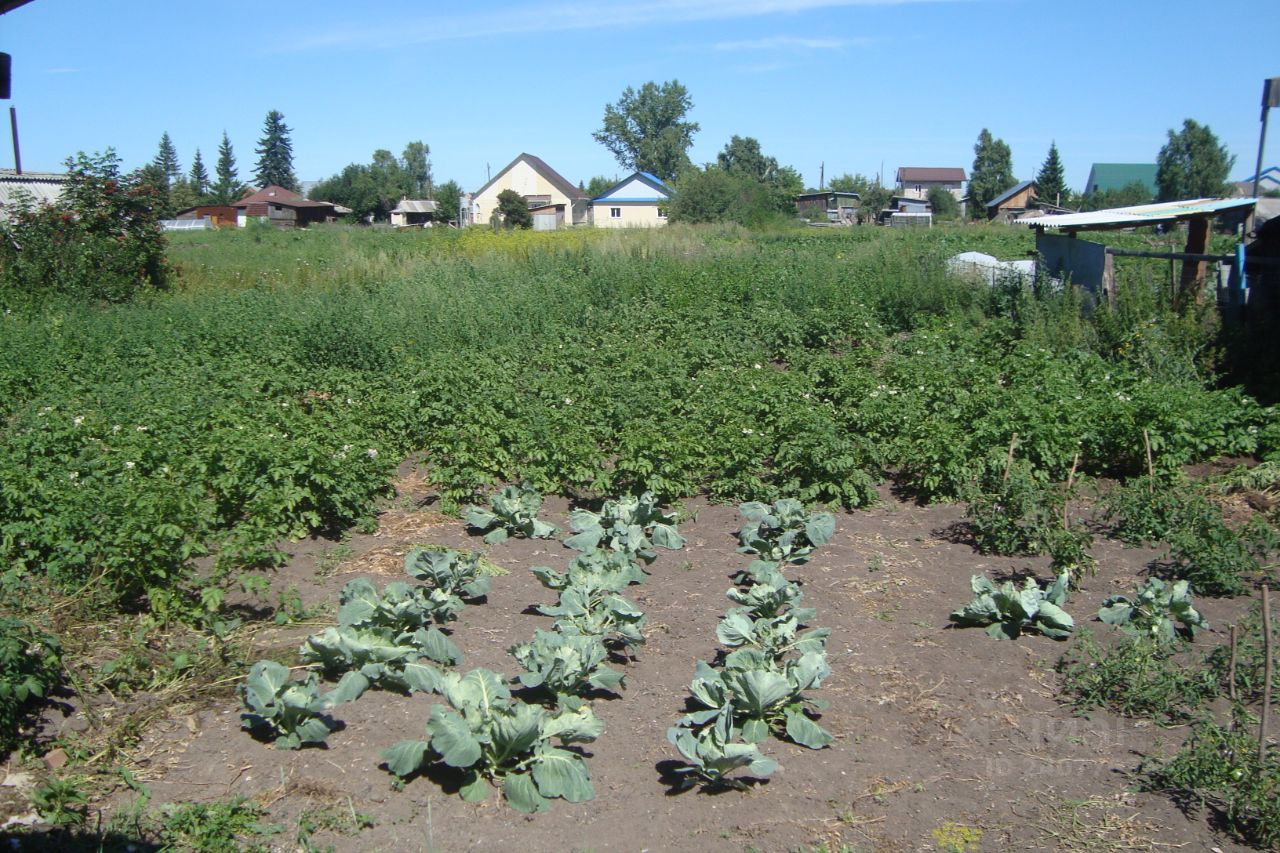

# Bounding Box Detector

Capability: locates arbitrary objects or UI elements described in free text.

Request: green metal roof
[1084,163,1158,195]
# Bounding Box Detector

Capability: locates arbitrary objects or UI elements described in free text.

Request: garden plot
[68,481,1267,853]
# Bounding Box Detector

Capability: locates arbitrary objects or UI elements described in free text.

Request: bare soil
[43,469,1273,852]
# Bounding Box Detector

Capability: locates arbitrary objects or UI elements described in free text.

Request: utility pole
[1253,76,1280,200]
[819,161,824,190]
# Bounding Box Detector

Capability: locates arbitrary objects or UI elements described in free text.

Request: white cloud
[286,0,962,52]
[714,36,850,51]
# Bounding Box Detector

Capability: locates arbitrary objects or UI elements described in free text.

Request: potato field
[0,223,1277,852]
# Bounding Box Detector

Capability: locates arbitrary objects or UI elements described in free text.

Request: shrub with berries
[1,150,169,303]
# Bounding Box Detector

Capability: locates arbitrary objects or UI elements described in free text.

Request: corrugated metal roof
[391,199,439,214]
[1083,163,1157,195]
[0,170,69,216]
[986,179,1035,209]
[1016,197,1256,230]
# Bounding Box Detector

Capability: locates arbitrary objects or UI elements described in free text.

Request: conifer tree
[213,131,241,204]
[968,128,1014,219]
[152,132,181,186]
[189,148,210,199]
[1035,142,1066,206]
[253,110,299,192]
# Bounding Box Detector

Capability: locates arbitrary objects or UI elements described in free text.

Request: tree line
[583,79,1241,227]
[131,84,1243,228]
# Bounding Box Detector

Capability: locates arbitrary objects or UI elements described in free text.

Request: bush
[0,615,62,755]
[1143,714,1280,849]
[1056,630,1216,723]
[0,151,168,303]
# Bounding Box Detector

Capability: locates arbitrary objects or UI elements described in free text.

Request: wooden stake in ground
[1002,433,1019,486]
[1142,429,1154,493]
[1261,585,1273,765]
[1063,452,1079,530]
[1229,624,1239,704]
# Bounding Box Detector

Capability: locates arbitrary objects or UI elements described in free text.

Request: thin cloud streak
[286,0,964,52]
[714,36,849,51]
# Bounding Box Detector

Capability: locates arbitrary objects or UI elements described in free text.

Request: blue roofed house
[1233,166,1280,197]
[591,172,671,228]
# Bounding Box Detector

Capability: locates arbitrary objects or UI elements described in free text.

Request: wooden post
[1002,433,1018,485]
[1064,452,1079,530]
[1176,217,1212,311]
[1261,585,1273,764]
[1102,250,1116,307]
[1143,429,1154,491]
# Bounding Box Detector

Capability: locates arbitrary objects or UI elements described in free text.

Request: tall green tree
[968,128,1015,219]
[188,148,210,199]
[1156,118,1235,201]
[152,132,181,186]
[827,173,875,194]
[434,179,463,224]
[593,80,699,182]
[401,141,432,198]
[213,131,242,204]
[927,185,959,219]
[1035,142,1066,206]
[495,189,532,229]
[583,175,617,199]
[253,110,299,192]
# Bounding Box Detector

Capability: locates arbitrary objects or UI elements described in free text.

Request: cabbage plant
[564,492,685,563]
[404,547,491,607]
[382,668,602,813]
[239,659,366,749]
[680,651,833,749]
[717,610,830,662]
[666,701,778,790]
[736,499,834,565]
[537,584,647,648]
[1098,578,1206,643]
[509,629,624,703]
[530,549,645,595]
[465,481,558,544]
[950,573,1074,640]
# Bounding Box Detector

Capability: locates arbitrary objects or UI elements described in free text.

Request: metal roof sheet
[391,199,439,214]
[0,170,69,216]
[986,179,1035,209]
[1016,197,1255,231]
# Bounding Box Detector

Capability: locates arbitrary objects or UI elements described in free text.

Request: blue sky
[2,0,1276,194]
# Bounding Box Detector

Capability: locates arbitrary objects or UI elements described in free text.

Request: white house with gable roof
[591,172,671,228]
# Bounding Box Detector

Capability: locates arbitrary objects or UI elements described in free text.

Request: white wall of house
[472,160,580,226]
[900,180,964,201]
[591,201,668,228]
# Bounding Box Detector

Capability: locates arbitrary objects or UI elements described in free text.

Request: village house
[895,167,966,203]
[467,153,587,229]
[1082,163,1158,199]
[986,180,1038,222]
[231,185,339,228]
[390,199,439,227]
[591,171,671,228]
[174,204,239,227]
[794,190,860,223]
[0,169,67,219]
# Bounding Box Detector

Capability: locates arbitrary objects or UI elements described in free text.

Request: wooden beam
[1176,217,1211,311]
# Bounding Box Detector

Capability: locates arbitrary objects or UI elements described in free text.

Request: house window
[914,185,922,194]
[610,207,621,219]
[657,208,667,218]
